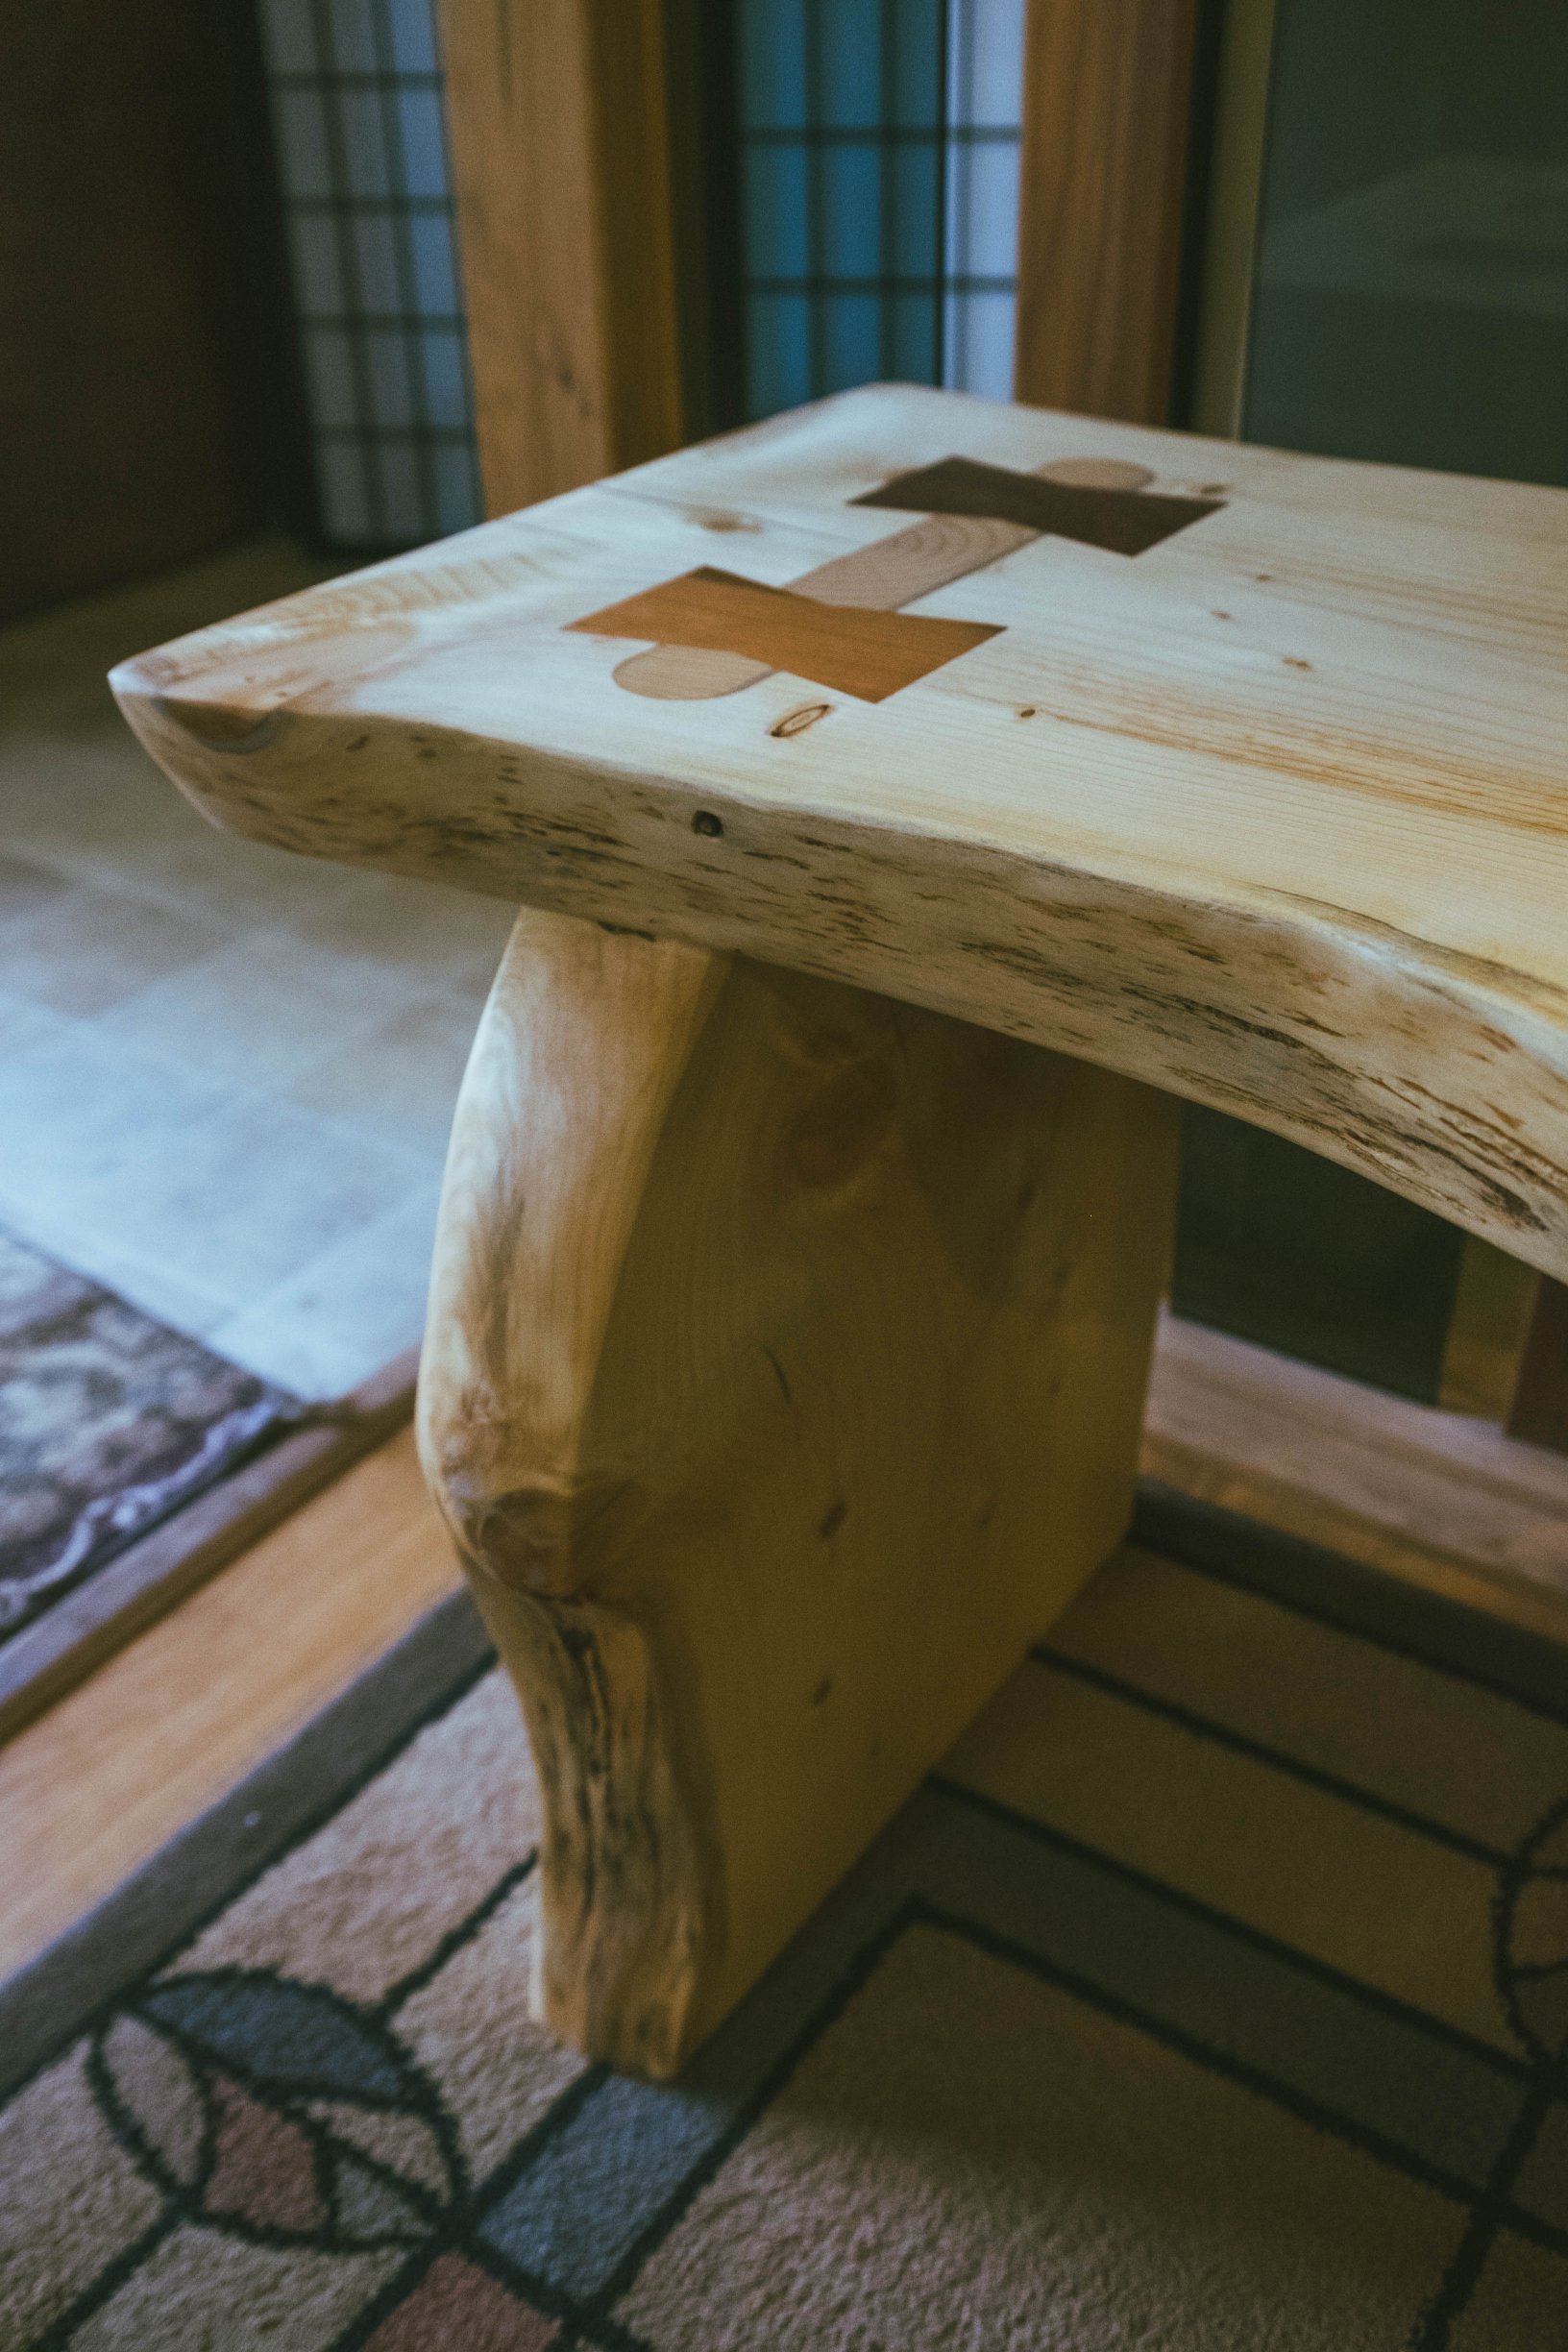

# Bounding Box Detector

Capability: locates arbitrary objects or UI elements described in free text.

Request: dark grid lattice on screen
[257,0,482,551]
[735,0,1021,419]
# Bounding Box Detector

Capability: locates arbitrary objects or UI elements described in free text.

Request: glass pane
[304,325,361,432]
[338,90,392,200]
[258,0,317,77]
[287,213,343,317]
[434,439,481,534]
[271,89,333,201]
[1245,0,1568,486]
[891,140,942,279]
[385,0,438,75]
[329,0,379,76]
[408,213,458,317]
[740,0,809,132]
[262,0,477,549]
[818,0,884,129]
[821,143,885,279]
[821,290,882,385]
[317,439,373,541]
[747,292,814,415]
[365,326,414,429]
[1182,0,1566,1401]
[420,327,470,429]
[744,145,812,281]
[354,210,403,314]
[942,0,1021,394]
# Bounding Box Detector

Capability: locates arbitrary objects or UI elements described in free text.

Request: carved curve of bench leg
[416,905,1179,2077]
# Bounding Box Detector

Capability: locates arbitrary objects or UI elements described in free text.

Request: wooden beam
[437,0,686,513]
[1144,1311,1568,1639]
[1438,1237,1539,1421]
[1014,0,1202,423]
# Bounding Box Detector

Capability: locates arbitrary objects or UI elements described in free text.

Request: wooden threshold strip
[0,1347,420,1746]
[1142,1311,1568,1645]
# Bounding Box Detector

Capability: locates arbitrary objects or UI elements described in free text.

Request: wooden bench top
[112,383,1568,1280]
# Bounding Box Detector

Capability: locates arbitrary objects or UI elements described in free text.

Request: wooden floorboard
[0,1425,461,1982]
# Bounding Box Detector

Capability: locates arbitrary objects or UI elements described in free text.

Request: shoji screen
[257,0,482,549]
[734,0,1024,416]
[257,0,1028,549]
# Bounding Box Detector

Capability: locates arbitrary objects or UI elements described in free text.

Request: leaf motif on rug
[89,1970,463,2252]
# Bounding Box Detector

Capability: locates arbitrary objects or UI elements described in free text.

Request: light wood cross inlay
[581,452,1218,702]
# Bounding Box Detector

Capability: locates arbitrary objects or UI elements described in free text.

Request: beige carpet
[2,1493,1565,2349]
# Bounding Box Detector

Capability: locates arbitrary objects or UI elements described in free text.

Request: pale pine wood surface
[111,385,1568,1282]
[0,1428,460,1981]
[418,907,1177,2072]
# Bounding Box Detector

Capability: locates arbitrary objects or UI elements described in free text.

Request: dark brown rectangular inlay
[854,456,1221,556]
[569,565,1002,701]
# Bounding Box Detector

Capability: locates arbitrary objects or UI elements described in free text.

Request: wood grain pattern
[417,907,1176,2072]
[111,383,1568,1286]
[437,0,685,511]
[572,564,1001,701]
[1015,0,1201,421]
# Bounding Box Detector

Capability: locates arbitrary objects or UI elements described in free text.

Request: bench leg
[417,907,1178,2076]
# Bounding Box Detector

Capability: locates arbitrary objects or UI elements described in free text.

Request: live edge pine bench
[112,383,1568,2079]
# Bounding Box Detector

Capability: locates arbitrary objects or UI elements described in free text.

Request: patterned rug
[2,1492,1565,2351]
[0,1230,296,1644]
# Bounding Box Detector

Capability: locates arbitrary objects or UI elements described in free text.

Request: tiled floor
[0,542,518,1399]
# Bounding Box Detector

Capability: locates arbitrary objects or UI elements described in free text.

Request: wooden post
[1014,0,1202,422]
[437,0,687,512]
